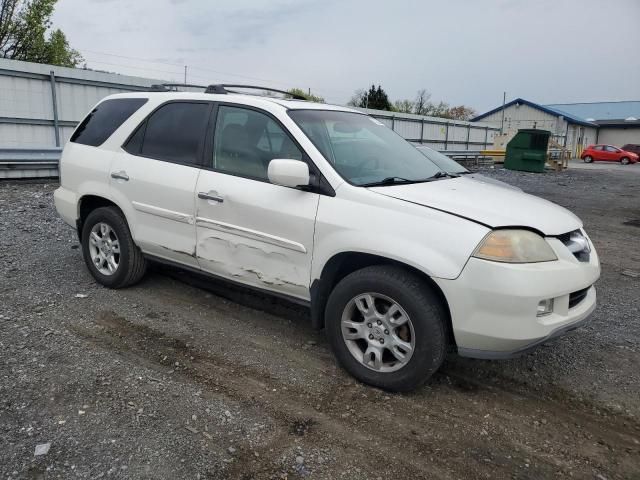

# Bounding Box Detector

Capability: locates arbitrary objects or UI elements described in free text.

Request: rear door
[109,101,212,267]
[194,104,319,300]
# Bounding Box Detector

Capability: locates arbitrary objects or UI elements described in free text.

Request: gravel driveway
[1,167,639,479]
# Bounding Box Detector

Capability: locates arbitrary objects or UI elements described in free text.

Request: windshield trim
[287,109,446,188]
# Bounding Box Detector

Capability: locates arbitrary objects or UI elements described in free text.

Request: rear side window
[71,98,148,146]
[134,102,210,165]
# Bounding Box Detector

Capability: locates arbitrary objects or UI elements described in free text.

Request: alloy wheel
[341,292,415,372]
[88,222,121,276]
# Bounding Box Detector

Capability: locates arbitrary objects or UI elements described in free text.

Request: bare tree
[347,89,366,107]
[392,99,414,113]
[413,89,432,116]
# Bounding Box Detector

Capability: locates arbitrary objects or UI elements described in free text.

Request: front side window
[71,98,147,147]
[604,146,619,152]
[288,110,442,186]
[138,102,210,165]
[212,105,303,181]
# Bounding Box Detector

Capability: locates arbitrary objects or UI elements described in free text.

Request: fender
[310,188,490,283]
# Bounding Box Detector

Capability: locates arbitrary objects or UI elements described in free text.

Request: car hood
[368,177,582,235]
[463,173,522,191]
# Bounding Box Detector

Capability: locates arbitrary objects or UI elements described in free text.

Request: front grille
[557,230,590,262]
[569,287,590,309]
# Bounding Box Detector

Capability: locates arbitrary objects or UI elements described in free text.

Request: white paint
[267,159,310,188]
[369,176,582,236]
[55,90,601,355]
[195,169,318,300]
[109,151,201,266]
[195,216,307,253]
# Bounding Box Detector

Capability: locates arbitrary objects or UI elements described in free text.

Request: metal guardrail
[0,147,503,179]
[0,147,62,179]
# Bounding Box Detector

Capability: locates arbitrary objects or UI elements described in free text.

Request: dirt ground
[1,166,639,479]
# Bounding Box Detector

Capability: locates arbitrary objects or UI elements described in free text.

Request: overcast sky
[52,0,640,113]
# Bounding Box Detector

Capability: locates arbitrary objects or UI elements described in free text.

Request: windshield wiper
[361,177,417,187]
[428,171,460,179]
[362,172,460,187]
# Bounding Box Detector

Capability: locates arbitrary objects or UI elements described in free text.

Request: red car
[581,144,639,165]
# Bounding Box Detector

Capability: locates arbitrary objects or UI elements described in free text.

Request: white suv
[54,85,600,391]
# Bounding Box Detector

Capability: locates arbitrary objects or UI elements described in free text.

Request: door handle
[198,192,224,203]
[111,171,129,181]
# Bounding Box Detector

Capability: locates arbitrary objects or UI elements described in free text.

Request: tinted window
[123,123,145,154]
[593,145,603,151]
[71,98,147,146]
[213,106,302,181]
[604,146,618,152]
[141,102,210,165]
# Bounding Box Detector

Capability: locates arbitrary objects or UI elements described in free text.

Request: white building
[472,98,640,157]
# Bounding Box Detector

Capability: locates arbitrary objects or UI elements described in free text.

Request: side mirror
[268,159,310,188]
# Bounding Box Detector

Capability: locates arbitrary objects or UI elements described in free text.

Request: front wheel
[620,157,630,165]
[583,155,593,163]
[81,206,147,288]
[325,265,447,392]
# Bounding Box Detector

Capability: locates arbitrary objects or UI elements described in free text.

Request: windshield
[416,146,469,174]
[288,110,443,186]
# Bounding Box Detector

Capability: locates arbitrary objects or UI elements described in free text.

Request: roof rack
[205,84,307,100]
[148,83,308,101]
[150,83,208,91]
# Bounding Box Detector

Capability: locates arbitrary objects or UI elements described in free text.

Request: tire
[324,265,447,392]
[81,206,146,288]
[620,157,630,165]
[583,155,593,163]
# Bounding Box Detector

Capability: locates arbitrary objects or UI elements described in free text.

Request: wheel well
[77,195,120,240]
[310,252,455,346]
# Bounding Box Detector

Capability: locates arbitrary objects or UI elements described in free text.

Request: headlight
[473,229,557,263]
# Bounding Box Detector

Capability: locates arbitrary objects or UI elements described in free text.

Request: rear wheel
[81,206,146,288]
[621,157,630,165]
[325,265,447,392]
[583,155,593,163]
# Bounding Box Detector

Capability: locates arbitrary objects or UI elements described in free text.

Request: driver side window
[213,105,302,181]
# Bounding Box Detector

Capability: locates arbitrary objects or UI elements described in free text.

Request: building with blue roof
[471,98,640,157]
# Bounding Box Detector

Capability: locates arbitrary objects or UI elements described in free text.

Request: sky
[52,0,640,113]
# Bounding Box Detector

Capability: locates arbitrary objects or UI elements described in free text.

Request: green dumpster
[504,129,550,173]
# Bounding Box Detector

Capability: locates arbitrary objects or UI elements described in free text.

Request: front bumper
[434,234,600,358]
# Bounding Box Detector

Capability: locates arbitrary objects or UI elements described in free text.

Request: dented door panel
[195,170,319,300]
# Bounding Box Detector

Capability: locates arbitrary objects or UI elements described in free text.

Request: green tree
[349,85,392,111]
[0,0,83,67]
[287,87,325,103]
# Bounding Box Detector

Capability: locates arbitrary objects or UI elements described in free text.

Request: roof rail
[149,83,208,91]
[205,84,306,100]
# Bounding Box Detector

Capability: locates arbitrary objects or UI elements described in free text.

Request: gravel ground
[1,167,639,479]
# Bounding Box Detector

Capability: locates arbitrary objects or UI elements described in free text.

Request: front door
[110,101,212,267]
[195,104,319,300]
[602,145,620,162]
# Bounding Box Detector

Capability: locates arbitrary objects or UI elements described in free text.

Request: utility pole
[500,91,506,135]
[184,65,187,85]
